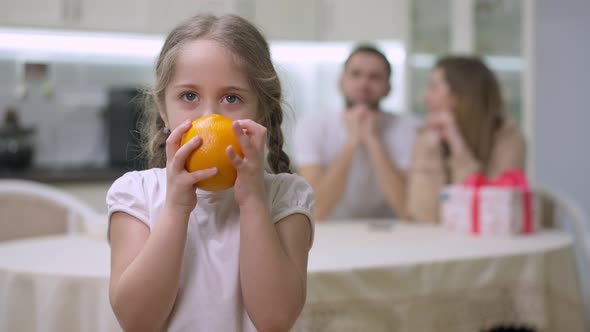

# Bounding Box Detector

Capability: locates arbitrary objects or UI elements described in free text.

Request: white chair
[535,186,590,331]
[535,187,590,265]
[0,179,100,241]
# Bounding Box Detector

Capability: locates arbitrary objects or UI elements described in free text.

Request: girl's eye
[181,92,198,102]
[222,95,241,104]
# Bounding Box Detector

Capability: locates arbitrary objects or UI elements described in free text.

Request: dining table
[0,220,585,332]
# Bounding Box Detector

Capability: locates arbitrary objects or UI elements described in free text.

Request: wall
[533,0,590,226]
[534,0,590,327]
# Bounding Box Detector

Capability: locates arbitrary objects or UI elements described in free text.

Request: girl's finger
[226,145,244,169]
[165,120,192,161]
[234,119,267,150]
[172,136,202,171]
[189,167,218,184]
[232,121,255,156]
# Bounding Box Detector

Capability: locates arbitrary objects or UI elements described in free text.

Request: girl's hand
[226,119,267,207]
[165,120,218,215]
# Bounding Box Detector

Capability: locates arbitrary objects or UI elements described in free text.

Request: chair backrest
[0,179,99,241]
[534,187,590,331]
[534,187,590,262]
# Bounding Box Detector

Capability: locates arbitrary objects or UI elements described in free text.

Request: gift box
[440,169,536,236]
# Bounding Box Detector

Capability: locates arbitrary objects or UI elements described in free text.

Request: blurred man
[293,45,420,220]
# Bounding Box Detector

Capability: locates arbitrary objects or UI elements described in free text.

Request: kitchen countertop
[0,166,132,183]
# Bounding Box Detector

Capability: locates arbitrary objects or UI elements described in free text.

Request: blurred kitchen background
[0,0,588,221]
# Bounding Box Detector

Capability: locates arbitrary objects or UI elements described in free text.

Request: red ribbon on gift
[464,169,533,235]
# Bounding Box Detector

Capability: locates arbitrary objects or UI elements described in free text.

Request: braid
[148,116,167,168]
[141,91,167,168]
[266,107,291,174]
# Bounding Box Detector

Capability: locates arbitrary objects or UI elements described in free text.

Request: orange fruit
[180,114,243,191]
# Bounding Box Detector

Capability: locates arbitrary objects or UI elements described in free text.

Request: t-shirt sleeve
[106,172,151,231]
[292,113,324,167]
[270,174,316,248]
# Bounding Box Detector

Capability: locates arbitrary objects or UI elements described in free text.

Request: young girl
[406,56,526,222]
[106,14,315,331]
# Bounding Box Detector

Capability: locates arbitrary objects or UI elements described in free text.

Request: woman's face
[423,68,456,114]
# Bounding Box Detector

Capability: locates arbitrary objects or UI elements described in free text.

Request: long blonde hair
[141,14,291,173]
[436,56,504,166]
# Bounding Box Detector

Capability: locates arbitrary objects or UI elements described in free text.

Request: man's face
[340,52,391,110]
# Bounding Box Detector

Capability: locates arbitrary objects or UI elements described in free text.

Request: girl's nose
[201,101,219,117]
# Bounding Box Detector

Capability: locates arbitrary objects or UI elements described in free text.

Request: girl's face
[161,39,259,130]
[423,68,456,114]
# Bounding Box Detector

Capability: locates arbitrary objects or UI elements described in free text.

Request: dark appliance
[104,88,147,171]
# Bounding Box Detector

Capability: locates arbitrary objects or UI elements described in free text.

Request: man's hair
[344,44,392,79]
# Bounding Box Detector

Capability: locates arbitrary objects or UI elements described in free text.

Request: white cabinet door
[251,0,317,40]
[74,0,147,32]
[318,0,409,41]
[0,0,66,28]
[146,0,239,34]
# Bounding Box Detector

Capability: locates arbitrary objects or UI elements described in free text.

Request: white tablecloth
[295,221,586,332]
[0,222,585,332]
[0,236,120,332]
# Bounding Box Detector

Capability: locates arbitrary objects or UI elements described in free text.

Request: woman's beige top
[406,120,526,223]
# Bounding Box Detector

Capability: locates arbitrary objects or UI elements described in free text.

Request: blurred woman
[406,56,526,222]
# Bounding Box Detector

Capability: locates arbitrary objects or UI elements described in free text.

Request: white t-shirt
[106,168,315,332]
[293,111,420,219]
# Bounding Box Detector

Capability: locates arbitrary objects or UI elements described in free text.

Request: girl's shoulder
[107,168,167,206]
[106,168,167,230]
[264,172,312,194]
[264,172,315,224]
[110,168,166,191]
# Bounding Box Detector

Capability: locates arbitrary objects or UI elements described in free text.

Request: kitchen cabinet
[250,0,317,40]
[0,0,65,28]
[247,0,409,41]
[0,0,146,32]
[145,0,241,34]
[74,0,147,32]
[0,0,246,34]
[0,0,410,42]
[316,0,409,41]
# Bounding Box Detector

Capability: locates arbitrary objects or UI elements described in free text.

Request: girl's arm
[109,208,190,332]
[239,203,311,332]
[109,120,217,332]
[227,119,311,331]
